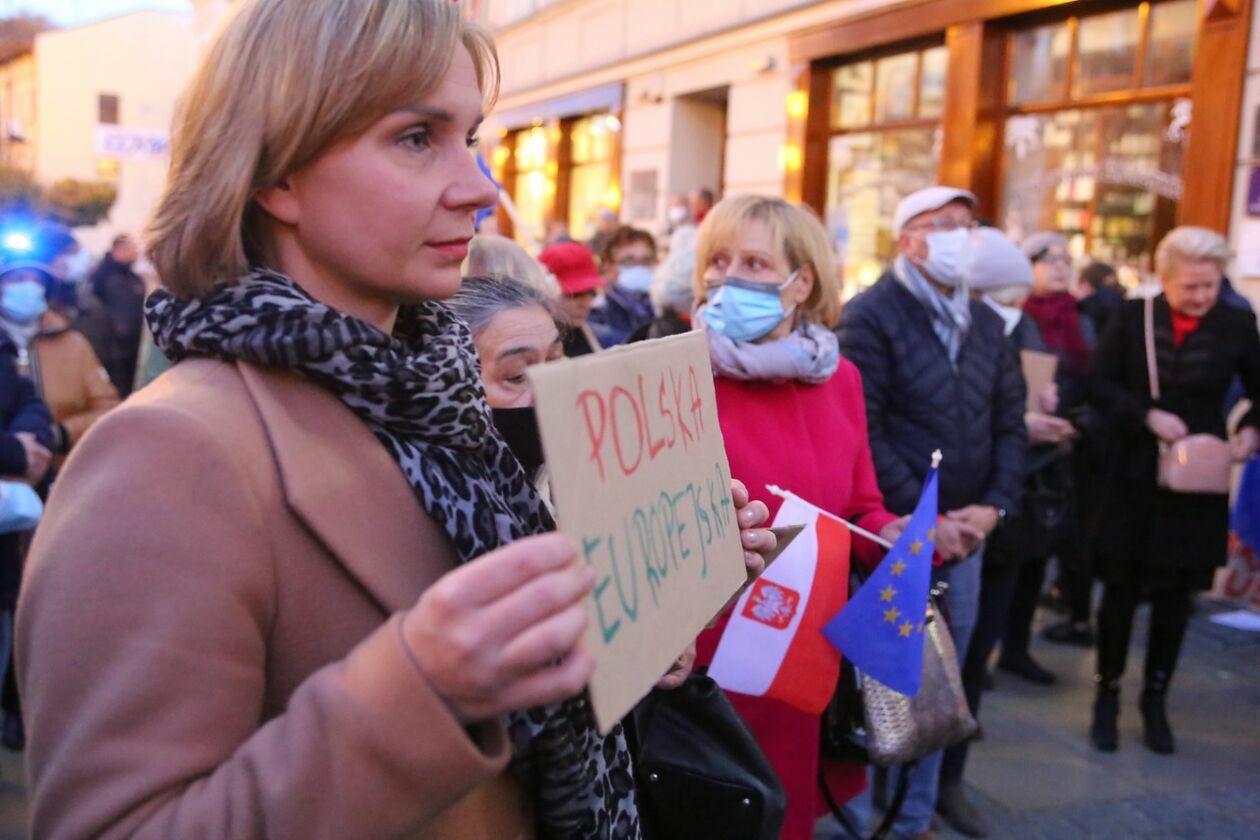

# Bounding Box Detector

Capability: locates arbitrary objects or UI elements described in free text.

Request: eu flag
[474,150,502,230]
[1232,457,1260,554]
[822,465,938,696]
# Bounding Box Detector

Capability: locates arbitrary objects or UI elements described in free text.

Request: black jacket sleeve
[837,299,922,513]
[1236,310,1260,433]
[0,350,54,475]
[982,331,1027,513]
[1090,302,1151,433]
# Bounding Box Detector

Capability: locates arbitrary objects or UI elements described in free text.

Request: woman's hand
[1146,408,1189,444]
[879,515,911,547]
[16,432,51,485]
[655,642,696,691]
[731,479,774,584]
[1232,426,1260,461]
[1026,412,1075,446]
[1037,382,1060,415]
[402,533,596,724]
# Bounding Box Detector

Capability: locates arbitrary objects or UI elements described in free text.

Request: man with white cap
[836,191,1027,840]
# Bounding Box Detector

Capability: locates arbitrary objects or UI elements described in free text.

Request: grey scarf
[893,255,971,365]
[698,311,841,384]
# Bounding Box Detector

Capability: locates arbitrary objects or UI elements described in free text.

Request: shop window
[503,113,620,246]
[510,125,552,246]
[1002,1,1196,280]
[1073,9,1141,99]
[1144,0,1198,88]
[1003,102,1185,278]
[567,114,618,239]
[825,44,946,295]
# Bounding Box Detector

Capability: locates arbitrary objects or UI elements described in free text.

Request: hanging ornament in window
[1166,98,1192,144]
[1005,116,1041,162]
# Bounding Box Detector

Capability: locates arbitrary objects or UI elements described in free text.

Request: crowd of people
[0,1,1257,839]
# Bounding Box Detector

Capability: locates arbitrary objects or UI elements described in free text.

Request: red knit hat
[538,242,603,295]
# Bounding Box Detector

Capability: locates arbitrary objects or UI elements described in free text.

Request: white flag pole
[765,485,894,550]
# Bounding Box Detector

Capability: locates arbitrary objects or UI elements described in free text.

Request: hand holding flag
[822,453,941,696]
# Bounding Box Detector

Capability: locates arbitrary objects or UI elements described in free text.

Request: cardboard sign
[1020,350,1058,413]
[528,331,746,731]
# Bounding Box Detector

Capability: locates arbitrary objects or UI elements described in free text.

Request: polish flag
[707,493,851,714]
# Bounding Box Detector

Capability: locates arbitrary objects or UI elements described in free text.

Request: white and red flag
[707,491,851,714]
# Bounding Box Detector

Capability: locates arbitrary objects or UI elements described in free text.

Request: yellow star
[927,528,937,542]
[883,606,901,624]
[880,586,896,602]
[910,540,924,556]
[898,621,913,638]
[891,559,907,576]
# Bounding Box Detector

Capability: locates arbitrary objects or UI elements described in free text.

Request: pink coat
[18,359,531,838]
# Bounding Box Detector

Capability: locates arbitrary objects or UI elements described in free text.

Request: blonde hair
[464,234,559,297]
[1155,226,1229,278]
[148,0,499,299]
[694,195,841,327]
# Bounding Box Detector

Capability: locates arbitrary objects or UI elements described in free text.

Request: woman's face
[701,218,813,342]
[1162,258,1222,318]
[1032,244,1072,294]
[558,290,597,326]
[259,46,497,329]
[475,305,563,408]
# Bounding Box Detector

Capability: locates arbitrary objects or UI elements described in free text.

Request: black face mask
[491,406,545,476]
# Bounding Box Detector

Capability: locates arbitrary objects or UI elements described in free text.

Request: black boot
[936,780,991,838]
[1140,672,1175,755]
[1090,679,1119,752]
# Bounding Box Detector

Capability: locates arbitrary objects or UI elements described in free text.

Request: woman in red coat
[692,195,909,839]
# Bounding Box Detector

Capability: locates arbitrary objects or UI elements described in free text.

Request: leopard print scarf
[146,270,639,839]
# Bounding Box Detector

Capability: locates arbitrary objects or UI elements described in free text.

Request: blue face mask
[1,280,48,324]
[702,272,798,342]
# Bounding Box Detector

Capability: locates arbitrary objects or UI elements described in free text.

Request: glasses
[904,217,977,233]
[1036,253,1072,266]
[615,256,656,268]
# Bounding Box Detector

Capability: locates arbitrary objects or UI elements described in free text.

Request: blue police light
[1,231,34,254]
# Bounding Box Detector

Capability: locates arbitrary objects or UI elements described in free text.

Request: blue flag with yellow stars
[822,465,939,696]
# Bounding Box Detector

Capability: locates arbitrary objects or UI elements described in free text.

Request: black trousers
[1095,581,1193,685]
[1001,555,1048,658]
[940,561,1020,786]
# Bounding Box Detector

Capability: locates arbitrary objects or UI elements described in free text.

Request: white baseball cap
[893,186,978,238]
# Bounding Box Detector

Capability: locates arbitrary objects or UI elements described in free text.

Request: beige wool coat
[18,358,532,838]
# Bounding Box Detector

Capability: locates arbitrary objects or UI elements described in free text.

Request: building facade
[33,10,195,252]
[481,0,1259,306]
[0,52,37,173]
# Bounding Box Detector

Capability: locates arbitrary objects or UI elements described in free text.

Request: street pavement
[0,600,1257,839]
[934,599,1260,840]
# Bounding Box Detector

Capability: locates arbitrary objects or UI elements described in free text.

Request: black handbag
[629,673,786,840]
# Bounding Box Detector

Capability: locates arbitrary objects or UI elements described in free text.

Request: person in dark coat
[1077,261,1125,339]
[1088,226,1260,756]
[88,234,145,397]
[836,188,1026,839]
[588,225,656,346]
[935,228,1070,838]
[0,331,52,750]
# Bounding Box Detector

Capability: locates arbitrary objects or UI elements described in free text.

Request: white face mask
[667,206,689,225]
[917,228,971,288]
[983,296,1024,336]
[617,265,654,294]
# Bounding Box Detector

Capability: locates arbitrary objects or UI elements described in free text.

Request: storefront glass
[511,125,551,245]
[568,114,618,239]
[825,44,946,296]
[1001,0,1195,281]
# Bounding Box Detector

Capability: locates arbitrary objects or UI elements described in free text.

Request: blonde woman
[16,2,772,837]
[690,196,907,840]
[1089,226,1260,754]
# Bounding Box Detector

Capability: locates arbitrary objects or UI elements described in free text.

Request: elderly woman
[16,2,773,837]
[691,195,907,840]
[1088,226,1260,755]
